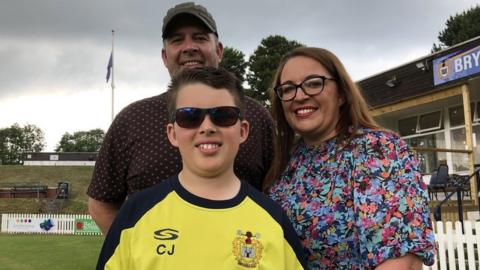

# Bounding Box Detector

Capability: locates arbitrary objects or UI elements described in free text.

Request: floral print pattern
[269,128,435,269]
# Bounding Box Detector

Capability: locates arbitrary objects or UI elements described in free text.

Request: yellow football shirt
[96,175,306,270]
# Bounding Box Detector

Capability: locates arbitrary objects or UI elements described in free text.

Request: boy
[95,67,306,269]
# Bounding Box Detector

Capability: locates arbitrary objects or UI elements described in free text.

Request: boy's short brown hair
[167,67,245,121]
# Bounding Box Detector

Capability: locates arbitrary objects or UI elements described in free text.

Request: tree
[246,35,303,107]
[219,47,247,83]
[55,128,105,152]
[432,5,480,52]
[0,123,45,164]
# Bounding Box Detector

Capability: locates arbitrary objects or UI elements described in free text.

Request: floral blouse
[268,128,435,269]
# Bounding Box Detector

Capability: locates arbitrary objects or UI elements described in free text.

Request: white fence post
[445,222,456,270]
[464,221,476,270]
[436,221,448,270]
[1,214,6,233]
[420,220,480,270]
[455,221,466,270]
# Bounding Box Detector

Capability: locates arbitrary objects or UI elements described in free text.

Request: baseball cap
[162,2,218,39]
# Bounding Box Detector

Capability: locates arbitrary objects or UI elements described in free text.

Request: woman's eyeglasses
[274,75,336,101]
[171,106,241,129]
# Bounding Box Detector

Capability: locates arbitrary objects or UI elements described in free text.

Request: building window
[474,125,480,163]
[449,102,478,127]
[451,127,468,150]
[398,111,442,136]
[449,125,480,172]
[449,105,465,127]
[474,101,480,122]
[450,127,470,171]
[395,101,480,174]
[399,116,417,136]
[417,111,442,133]
[404,132,446,173]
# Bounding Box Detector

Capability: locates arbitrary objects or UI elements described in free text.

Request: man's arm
[88,197,122,235]
[375,254,423,270]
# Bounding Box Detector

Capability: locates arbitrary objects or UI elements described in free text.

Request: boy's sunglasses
[171,106,241,129]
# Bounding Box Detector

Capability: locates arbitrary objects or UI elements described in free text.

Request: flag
[106,52,113,83]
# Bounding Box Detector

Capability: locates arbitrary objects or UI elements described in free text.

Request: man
[87,2,274,235]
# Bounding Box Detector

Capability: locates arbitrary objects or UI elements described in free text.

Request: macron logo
[154,228,179,240]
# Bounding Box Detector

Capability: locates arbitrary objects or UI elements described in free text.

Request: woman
[265,47,435,270]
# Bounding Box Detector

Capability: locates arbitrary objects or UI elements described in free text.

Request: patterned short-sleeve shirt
[268,128,436,269]
[87,93,274,202]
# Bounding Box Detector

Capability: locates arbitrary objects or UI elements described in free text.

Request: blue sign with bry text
[433,44,480,86]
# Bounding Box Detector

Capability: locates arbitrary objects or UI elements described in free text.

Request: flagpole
[111,30,115,122]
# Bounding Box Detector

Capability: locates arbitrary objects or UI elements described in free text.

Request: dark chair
[428,164,449,200]
[449,174,472,200]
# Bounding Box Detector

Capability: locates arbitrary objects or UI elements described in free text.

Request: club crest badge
[232,230,263,268]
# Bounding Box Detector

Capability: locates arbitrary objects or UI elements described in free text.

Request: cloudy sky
[1,0,479,151]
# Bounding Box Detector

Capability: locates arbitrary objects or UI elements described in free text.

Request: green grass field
[0,234,104,270]
[0,166,106,269]
[0,165,94,214]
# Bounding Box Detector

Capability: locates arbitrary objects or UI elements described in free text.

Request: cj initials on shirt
[154,228,179,256]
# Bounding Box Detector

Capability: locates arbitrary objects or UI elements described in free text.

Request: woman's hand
[375,254,422,270]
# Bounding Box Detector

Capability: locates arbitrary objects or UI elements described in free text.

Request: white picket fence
[424,220,480,270]
[1,213,101,235]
